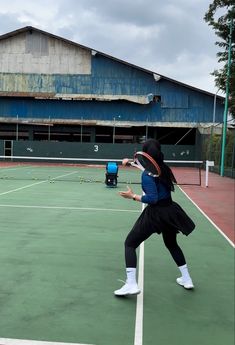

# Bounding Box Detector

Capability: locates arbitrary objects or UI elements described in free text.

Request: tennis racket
[125,151,161,177]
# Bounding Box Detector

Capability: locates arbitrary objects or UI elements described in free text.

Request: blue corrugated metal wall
[0,98,161,122]
[0,95,224,124]
[0,53,224,123]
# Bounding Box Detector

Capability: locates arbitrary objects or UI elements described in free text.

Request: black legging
[125,226,186,267]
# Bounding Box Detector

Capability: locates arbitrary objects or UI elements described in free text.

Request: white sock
[126,267,137,285]
[178,264,192,282]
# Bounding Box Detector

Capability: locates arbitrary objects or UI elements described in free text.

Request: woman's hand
[122,158,132,166]
[119,186,134,199]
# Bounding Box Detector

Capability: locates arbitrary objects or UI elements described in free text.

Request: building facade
[0,26,224,146]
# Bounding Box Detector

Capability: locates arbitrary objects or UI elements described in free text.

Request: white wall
[0,31,91,75]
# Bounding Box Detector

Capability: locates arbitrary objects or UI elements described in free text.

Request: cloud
[0,12,23,33]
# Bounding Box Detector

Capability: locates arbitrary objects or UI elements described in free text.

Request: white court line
[0,338,94,345]
[178,186,235,248]
[134,242,144,345]
[0,171,79,196]
[0,180,48,196]
[0,204,140,213]
[134,202,145,345]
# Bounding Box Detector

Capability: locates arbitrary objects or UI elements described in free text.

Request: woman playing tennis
[114,139,195,296]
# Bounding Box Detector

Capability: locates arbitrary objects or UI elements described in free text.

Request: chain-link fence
[202,130,235,178]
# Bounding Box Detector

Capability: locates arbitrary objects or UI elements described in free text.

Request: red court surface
[181,171,235,245]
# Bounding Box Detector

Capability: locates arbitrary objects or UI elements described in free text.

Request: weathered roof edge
[0,26,224,100]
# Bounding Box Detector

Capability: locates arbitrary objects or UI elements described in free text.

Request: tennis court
[0,162,234,345]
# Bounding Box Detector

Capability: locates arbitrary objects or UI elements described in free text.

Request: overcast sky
[0,0,222,95]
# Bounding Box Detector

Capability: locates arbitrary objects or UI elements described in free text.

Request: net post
[205,160,214,187]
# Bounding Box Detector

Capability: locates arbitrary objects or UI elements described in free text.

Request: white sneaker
[114,282,141,296]
[176,277,194,290]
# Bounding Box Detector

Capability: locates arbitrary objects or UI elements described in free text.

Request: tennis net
[0,155,203,186]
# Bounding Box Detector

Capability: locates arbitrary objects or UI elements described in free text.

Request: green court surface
[0,174,234,345]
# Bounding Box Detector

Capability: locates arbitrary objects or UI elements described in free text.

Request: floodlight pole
[209,90,219,160]
[113,117,115,144]
[220,18,233,176]
[48,116,51,141]
[146,117,149,140]
[16,115,19,141]
[81,116,83,143]
[113,116,120,143]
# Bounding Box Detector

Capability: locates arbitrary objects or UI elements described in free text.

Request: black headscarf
[142,139,177,191]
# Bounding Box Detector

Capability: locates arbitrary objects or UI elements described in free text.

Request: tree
[204,0,235,118]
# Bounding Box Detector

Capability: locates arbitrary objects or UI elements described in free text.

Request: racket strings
[134,152,161,176]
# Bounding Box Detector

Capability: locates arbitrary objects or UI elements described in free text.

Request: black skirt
[136,198,195,236]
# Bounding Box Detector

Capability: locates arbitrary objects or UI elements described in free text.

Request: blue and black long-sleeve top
[141,170,171,204]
